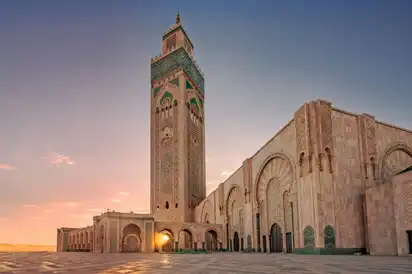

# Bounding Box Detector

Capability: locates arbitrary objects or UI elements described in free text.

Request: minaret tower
[150,13,206,223]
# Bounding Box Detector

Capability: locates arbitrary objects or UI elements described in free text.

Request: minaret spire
[176,9,180,24]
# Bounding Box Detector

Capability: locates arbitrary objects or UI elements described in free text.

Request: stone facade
[56,15,412,256]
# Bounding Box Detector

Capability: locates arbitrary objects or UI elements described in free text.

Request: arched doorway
[160,229,174,252]
[205,230,218,252]
[270,223,282,253]
[178,229,193,250]
[122,223,141,252]
[233,232,240,252]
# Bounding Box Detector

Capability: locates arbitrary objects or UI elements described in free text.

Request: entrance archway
[160,229,174,252]
[178,229,193,250]
[205,230,218,252]
[122,223,141,252]
[270,223,282,253]
[233,232,240,252]
[407,230,412,254]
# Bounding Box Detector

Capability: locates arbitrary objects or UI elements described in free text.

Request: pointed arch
[379,142,412,183]
[160,91,174,106]
[225,184,242,218]
[189,97,200,114]
[198,96,203,108]
[201,200,213,224]
[255,153,295,205]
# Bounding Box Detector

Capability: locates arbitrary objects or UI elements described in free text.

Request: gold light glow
[155,232,172,246]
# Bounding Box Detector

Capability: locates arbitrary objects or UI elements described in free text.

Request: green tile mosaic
[151,47,204,94]
[160,91,173,105]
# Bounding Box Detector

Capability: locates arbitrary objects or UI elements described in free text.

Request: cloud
[206,180,220,195]
[43,209,52,214]
[111,198,121,203]
[0,217,8,221]
[87,208,104,213]
[68,213,93,219]
[42,152,75,166]
[205,156,211,163]
[0,164,15,170]
[30,216,43,220]
[22,204,38,208]
[119,192,129,196]
[61,201,80,207]
[220,169,235,177]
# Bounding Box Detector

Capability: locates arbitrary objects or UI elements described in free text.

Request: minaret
[150,13,206,222]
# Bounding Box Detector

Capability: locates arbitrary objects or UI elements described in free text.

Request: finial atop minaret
[176,9,180,24]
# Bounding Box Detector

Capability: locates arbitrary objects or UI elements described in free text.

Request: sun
[163,234,169,241]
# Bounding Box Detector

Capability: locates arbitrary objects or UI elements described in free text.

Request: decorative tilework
[324,225,336,254]
[304,226,315,251]
[170,78,179,87]
[153,87,161,97]
[198,96,203,108]
[160,91,173,106]
[151,47,204,94]
[189,97,199,114]
[186,80,193,90]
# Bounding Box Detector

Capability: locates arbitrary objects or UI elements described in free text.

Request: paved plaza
[1,252,412,274]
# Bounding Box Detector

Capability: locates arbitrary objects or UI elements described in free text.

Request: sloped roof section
[397,165,412,175]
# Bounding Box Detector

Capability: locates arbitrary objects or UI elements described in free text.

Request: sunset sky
[1,0,411,245]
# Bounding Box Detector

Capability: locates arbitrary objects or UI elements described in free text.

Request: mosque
[57,14,412,256]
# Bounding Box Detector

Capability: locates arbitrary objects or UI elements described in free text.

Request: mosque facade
[57,15,412,256]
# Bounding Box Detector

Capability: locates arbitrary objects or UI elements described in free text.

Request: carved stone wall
[186,85,205,221]
[255,155,294,244]
[242,158,252,203]
[359,114,377,185]
[201,200,214,224]
[226,185,244,234]
[379,144,412,184]
[283,191,293,233]
[331,110,364,248]
[365,182,397,255]
[156,89,179,209]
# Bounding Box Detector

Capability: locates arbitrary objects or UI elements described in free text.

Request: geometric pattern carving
[226,185,242,218]
[283,191,292,233]
[151,47,204,94]
[267,180,283,227]
[187,107,203,205]
[381,145,412,183]
[161,152,173,193]
[364,117,376,156]
[323,225,336,254]
[295,106,307,155]
[256,156,293,204]
[404,182,412,227]
[303,226,315,251]
[318,101,333,151]
[201,200,213,224]
[173,106,179,204]
[226,185,243,234]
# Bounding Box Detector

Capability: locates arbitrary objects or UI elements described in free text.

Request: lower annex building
[57,15,412,256]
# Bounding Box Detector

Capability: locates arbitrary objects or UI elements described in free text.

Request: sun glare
[155,232,172,246]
